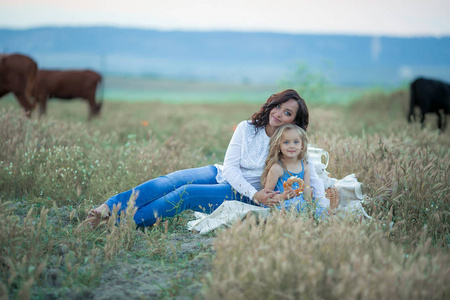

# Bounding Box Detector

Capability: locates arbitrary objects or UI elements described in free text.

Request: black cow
[408,77,450,131]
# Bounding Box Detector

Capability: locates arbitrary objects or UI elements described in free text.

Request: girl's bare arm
[260,164,287,205]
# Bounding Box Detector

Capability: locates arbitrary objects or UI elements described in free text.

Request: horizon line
[1,24,449,39]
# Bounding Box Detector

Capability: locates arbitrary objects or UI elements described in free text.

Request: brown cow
[33,70,103,120]
[0,53,38,116]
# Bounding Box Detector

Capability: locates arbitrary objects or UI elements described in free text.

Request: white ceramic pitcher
[307,146,329,168]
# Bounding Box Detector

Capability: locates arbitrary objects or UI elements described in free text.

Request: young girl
[261,124,314,212]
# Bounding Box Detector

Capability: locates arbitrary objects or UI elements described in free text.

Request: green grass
[0,87,449,299]
[104,76,280,103]
[103,76,386,105]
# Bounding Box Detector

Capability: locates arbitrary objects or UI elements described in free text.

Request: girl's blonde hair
[261,124,308,186]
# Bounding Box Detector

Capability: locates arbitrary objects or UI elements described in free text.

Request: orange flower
[140,120,149,126]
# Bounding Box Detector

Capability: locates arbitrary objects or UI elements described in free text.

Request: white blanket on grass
[187,201,270,234]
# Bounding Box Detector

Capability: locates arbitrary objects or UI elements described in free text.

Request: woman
[87,89,326,227]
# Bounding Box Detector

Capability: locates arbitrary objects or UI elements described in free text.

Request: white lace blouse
[215,120,327,205]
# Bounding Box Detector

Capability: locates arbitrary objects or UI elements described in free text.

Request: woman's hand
[281,188,296,200]
[253,188,280,207]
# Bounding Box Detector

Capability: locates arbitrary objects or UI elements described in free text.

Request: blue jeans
[105,165,253,227]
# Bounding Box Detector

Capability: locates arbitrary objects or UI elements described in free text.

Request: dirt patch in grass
[21,207,217,300]
[90,233,215,300]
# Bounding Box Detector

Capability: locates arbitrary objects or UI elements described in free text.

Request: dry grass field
[0,89,449,299]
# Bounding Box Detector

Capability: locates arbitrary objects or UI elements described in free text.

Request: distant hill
[1,26,449,87]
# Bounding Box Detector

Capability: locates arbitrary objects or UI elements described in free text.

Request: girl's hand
[254,188,280,207]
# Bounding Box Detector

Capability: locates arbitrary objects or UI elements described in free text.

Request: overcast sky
[1,0,450,37]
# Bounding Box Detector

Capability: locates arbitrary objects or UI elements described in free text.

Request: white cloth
[215,121,326,202]
[334,174,372,219]
[187,201,270,234]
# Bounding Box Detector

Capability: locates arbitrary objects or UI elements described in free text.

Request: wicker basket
[325,187,340,210]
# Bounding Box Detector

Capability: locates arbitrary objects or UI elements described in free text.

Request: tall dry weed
[0,201,50,299]
[141,219,171,258]
[206,214,450,300]
[103,191,139,260]
[308,91,449,247]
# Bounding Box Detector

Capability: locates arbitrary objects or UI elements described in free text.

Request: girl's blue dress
[274,160,326,217]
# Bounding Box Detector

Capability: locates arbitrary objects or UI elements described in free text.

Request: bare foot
[89,204,111,218]
[76,204,111,231]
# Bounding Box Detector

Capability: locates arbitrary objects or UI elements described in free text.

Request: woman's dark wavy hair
[251,89,309,131]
